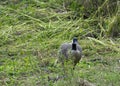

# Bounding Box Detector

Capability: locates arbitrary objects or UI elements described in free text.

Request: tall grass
[0,0,120,86]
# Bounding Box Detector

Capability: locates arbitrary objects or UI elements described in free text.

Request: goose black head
[73,37,78,44]
[72,37,78,50]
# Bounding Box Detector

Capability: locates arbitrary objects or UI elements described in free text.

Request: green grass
[0,0,120,86]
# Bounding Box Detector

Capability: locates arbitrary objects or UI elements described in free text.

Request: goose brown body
[58,38,82,68]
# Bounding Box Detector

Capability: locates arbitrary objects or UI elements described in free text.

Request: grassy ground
[0,0,120,86]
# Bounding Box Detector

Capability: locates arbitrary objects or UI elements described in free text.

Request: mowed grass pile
[0,0,120,86]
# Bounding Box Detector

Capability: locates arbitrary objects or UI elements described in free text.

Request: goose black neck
[72,43,77,50]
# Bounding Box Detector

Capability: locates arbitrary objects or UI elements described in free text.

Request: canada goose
[58,37,82,69]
